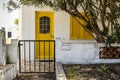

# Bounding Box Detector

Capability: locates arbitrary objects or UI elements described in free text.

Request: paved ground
[14,61,56,80]
[20,61,55,73]
[13,73,56,80]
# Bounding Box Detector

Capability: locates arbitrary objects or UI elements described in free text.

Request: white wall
[56,40,120,64]
[0,0,19,27]
[21,6,70,61]
[56,41,95,64]
[21,6,120,64]
[54,11,70,40]
[21,6,70,40]
[0,0,20,39]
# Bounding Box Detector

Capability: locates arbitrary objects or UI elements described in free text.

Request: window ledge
[61,40,96,44]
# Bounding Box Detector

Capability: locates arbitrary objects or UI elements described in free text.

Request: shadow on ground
[13,73,56,80]
[64,63,120,80]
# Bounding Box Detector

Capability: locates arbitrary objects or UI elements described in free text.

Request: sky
[0,0,19,28]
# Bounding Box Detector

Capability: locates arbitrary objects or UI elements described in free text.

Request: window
[8,32,12,38]
[70,13,93,40]
[40,16,50,33]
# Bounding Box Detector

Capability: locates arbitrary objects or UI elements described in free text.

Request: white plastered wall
[20,6,120,64]
[21,6,70,40]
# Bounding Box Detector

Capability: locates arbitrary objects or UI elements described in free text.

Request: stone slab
[56,62,67,80]
[0,64,17,80]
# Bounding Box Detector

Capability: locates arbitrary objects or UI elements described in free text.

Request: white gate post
[0,30,6,66]
[6,39,18,64]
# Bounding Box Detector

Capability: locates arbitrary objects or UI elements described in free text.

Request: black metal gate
[18,40,56,79]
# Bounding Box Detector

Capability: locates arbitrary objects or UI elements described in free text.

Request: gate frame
[18,40,56,74]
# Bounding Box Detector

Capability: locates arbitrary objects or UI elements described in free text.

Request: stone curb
[56,62,67,80]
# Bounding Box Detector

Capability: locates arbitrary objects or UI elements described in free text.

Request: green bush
[106,24,120,47]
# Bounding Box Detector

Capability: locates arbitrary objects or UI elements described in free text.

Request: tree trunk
[95,33,105,43]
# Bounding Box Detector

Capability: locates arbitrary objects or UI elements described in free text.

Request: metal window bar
[29,41,31,72]
[54,41,56,73]
[49,41,50,72]
[39,41,40,72]
[18,40,55,74]
[24,42,26,72]
[34,42,36,72]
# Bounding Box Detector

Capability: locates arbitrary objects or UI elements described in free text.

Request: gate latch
[18,43,23,46]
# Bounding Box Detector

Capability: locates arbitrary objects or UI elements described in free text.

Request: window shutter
[70,16,82,39]
[70,13,94,40]
[83,30,93,40]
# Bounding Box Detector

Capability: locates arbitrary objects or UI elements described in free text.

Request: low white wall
[0,30,18,80]
[56,40,120,64]
[0,64,17,80]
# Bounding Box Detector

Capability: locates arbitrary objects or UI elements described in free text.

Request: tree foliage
[7,0,120,43]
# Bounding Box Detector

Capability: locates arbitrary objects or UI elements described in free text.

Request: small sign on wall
[61,43,71,50]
